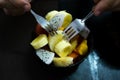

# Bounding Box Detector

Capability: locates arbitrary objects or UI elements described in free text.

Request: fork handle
[81,11,94,22]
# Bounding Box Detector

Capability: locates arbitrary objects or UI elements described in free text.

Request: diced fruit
[76,40,88,55]
[70,35,81,52]
[45,10,59,21]
[30,34,48,50]
[36,49,55,65]
[35,24,47,36]
[31,10,90,67]
[54,39,72,57]
[58,11,72,30]
[45,10,72,31]
[68,51,80,59]
[70,38,78,51]
[48,30,64,51]
[53,57,73,67]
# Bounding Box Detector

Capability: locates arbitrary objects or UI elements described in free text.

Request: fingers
[0,0,31,16]
[9,0,31,11]
[0,0,9,8]
[93,0,112,16]
[93,0,100,4]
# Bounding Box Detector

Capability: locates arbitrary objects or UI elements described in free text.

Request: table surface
[0,1,120,80]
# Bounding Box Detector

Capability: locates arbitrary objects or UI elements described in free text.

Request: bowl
[31,23,94,75]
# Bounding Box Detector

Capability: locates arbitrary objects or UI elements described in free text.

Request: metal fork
[63,11,93,41]
[30,10,57,36]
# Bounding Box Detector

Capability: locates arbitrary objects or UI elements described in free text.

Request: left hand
[0,0,31,16]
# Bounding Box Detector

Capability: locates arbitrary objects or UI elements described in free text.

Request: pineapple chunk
[30,34,48,50]
[76,40,88,55]
[53,57,73,67]
[48,30,64,51]
[45,10,72,30]
[45,10,59,21]
[59,11,72,30]
[54,39,72,57]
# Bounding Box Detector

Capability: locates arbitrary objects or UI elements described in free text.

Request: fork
[30,9,57,36]
[63,11,93,41]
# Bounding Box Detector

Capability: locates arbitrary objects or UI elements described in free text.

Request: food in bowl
[30,10,90,67]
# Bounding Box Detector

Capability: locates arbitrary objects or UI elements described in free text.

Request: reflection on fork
[63,11,93,41]
[63,19,90,41]
[30,9,57,36]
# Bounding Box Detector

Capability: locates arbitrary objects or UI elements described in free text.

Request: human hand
[0,0,31,16]
[93,0,120,16]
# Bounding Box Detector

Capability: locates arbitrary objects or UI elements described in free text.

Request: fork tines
[30,10,57,36]
[47,23,57,36]
[63,24,79,41]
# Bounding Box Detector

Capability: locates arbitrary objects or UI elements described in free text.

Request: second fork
[30,10,57,36]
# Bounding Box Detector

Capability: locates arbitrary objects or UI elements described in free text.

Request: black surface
[0,0,120,80]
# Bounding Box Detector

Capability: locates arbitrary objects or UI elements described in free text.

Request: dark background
[0,0,120,80]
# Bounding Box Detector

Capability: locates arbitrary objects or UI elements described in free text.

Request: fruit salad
[30,10,90,67]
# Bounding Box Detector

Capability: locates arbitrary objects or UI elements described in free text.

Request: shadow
[58,0,94,19]
[86,11,120,68]
[31,0,58,16]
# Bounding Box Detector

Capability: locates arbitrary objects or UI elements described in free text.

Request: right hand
[0,0,31,16]
[93,0,120,16]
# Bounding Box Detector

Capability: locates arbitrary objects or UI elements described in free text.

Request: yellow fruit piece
[45,10,72,31]
[76,40,88,55]
[54,39,72,57]
[30,34,48,50]
[70,39,78,51]
[48,30,64,51]
[70,35,80,52]
[45,10,59,21]
[58,11,72,30]
[53,57,73,67]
